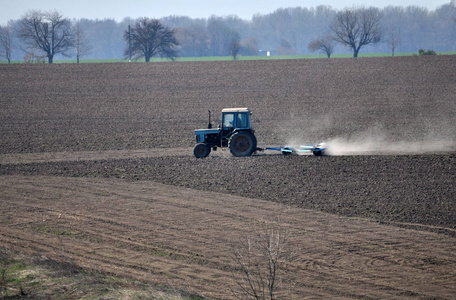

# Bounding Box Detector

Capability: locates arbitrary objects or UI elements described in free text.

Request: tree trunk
[48,54,53,64]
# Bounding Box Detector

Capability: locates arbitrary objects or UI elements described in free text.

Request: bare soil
[1,56,456,299]
[2,175,455,299]
[2,152,456,235]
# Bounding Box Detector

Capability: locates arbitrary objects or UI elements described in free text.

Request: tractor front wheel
[229,132,256,157]
[193,143,211,158]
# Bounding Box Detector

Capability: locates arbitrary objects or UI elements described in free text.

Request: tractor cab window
[223,113,235,129]
[237,113,248,128]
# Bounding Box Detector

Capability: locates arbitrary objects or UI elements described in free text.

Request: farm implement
[265,143,327,156]
[193,108,327,158]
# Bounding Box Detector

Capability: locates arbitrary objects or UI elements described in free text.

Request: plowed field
[1,56,455,299]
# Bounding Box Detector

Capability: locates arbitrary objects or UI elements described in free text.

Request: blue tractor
[193,108,258,158]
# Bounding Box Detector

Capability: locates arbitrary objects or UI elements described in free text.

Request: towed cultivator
[193,108,326,158]
[265,143,327,156]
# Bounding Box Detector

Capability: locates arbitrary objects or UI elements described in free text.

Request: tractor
[193,108,258,158]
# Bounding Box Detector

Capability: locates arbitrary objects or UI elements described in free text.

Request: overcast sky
[1,0,451,25]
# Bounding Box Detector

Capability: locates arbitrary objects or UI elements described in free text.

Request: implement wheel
[193,143,211,158]
[229,132,256,157]
[282,146,293,156]
[313,149,325,156]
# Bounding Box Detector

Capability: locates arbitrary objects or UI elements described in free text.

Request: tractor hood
[194,128,221,143]
[195,128,220,135]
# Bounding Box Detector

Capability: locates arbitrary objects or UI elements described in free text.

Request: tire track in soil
[1,175,456,299]
[0,148,191,165]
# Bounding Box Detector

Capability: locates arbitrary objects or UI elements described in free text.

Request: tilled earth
[1,56,456,299]
[1,55,455,153]
[2,175,455,299]
[2,153,456,235]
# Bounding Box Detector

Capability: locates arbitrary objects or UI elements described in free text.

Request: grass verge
[1,51,455,64]
[0,247,206,300]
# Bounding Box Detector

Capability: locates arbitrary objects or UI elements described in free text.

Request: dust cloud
[325,125,455,156]
[283,120,456,156]
[326,136,455,156]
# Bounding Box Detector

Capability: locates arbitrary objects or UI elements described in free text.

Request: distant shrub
[418,49,437,55]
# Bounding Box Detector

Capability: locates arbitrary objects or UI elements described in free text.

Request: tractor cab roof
[221,108,250,113]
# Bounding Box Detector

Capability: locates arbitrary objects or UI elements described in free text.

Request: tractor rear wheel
[193,143,211,158]
[229,131,256,157]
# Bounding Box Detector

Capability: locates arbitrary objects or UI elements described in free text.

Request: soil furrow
[1,175,455,299]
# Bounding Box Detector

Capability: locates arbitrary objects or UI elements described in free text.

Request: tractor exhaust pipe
[208,110,212,129]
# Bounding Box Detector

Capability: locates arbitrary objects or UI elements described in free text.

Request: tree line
[1,2,455,63]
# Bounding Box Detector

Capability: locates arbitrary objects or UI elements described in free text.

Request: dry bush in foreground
[230,223,295,300]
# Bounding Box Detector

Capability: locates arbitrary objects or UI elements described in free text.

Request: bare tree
[124,18,179,62]
[385,28,401,56]
[240,37,259,56]
[330,7,382,57]
[73,20,91,63]
[308,35,336,58]
[230,31,241,60]
[452,0,456,24]
[175,26,209,57]
[207,17,242,57]
[277,39,296,56]
[23,52,46,63]
[17,10,75,63]
[0,24,13,63]
[230,223,295,300]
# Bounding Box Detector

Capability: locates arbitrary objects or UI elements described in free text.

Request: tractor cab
[220,108,252,141]
[194,108,257,158]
